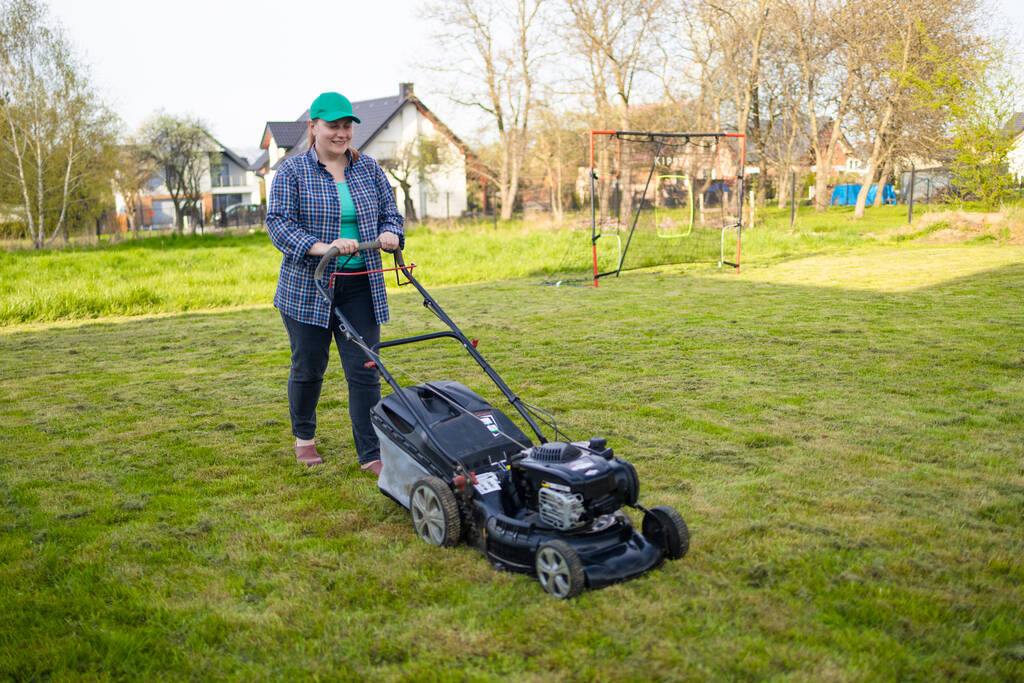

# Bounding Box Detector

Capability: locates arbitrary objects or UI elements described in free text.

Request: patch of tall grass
[1,201,1018,326]
[0,232,280,324]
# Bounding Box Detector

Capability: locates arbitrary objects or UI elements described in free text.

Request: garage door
[150,200,175,227]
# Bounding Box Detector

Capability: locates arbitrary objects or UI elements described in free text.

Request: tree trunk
[853,100,894,218]
[6,117,39,248]
[873,162,891,208]
[172,195,185,233]
[403,185,417,222]
[812,114,849,212]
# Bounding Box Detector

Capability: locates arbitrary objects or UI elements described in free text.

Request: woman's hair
[308,119,359,163]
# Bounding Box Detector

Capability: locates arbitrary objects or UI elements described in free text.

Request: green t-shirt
[336,181,364,268]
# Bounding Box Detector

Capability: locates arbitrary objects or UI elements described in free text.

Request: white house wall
[1008,132,1024,182]
[263,138,285,192]
[362,102,467,220]
[208,154,261,206]
[262,100,468,220]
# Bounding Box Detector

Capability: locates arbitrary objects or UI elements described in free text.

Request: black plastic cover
[370,381,532,475]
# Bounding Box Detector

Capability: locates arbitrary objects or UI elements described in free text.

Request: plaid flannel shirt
[267,147,405,327]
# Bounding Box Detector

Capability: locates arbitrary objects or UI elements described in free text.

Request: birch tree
[0,0,120,248]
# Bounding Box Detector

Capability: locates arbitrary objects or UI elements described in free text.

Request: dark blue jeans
[281,273,381,464]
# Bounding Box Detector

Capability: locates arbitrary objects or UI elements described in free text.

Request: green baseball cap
[310,92,361,123]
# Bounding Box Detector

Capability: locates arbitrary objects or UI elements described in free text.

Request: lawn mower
[313,243,689,598]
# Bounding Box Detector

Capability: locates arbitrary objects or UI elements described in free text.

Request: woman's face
[311,117,354,157]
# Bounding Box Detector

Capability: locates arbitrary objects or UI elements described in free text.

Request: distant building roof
[249,149,268,172]
[266,121,307,149]
[206,133,253,170]
[262,83,471,171]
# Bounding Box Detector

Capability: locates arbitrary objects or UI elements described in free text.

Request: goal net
[552,130,746,286]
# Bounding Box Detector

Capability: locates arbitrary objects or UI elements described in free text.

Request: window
[213,194,243,211]
[212,160,231,187]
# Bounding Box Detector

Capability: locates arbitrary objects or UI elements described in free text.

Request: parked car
[220,203,265,228]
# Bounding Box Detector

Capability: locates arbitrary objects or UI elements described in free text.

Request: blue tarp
[702,181,732,206]
[830,184,896,206]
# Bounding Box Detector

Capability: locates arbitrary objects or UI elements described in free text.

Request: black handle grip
[314,241,381,281]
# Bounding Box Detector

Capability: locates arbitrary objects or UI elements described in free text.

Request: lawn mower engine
[508,439,639,531]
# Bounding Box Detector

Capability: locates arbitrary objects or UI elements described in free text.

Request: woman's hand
[379,231,400,252]
[330,238,360,255]
[306,238,359,257]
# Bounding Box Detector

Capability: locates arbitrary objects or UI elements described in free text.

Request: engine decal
[569,459,591,471]
[542,481,571,493]
[477,413,501,437]
[474,471,501,494]
[585,469,599,476]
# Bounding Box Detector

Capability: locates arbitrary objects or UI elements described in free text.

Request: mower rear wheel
[409,477,461,547]
[535,540,585,599]
[642,505,689,560]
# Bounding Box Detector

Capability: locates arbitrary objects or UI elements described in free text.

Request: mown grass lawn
[1,207,1022,680]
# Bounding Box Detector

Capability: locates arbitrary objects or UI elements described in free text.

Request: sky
[43,0,446,156]
[41,0,1024,159]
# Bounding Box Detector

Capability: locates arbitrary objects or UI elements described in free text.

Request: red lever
[363,361,376,369]
[471,338,479,348]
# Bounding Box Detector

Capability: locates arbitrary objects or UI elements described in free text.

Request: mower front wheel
[409,477,462,547]
[642,505,690,560]
[535,540,585,599]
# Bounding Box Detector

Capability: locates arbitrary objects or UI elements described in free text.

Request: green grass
[1,206,1023,679]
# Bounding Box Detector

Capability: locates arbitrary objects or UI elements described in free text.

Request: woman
[267,91,404,473]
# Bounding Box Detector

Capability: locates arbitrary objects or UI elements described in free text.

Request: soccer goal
[578,130,746,287]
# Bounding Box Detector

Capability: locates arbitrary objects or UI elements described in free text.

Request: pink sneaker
[359,459,383,475]
[294,444,323,466]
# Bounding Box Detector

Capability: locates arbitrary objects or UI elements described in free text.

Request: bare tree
[0,0,120,248]
[693,0,775,206]
[530,104,587,222]
[113,144,154,234]
[775,0,861,211]
[559,0,663,219]
[381,133,460,222]
[426,0,547,220]
[847,0,984,217]
[137,113,214,234]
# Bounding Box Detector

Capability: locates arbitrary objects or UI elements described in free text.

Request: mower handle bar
[313,241,408,283]
[310,240,547,444]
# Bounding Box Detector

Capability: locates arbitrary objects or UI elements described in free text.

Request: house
[255,83,470,220]
[1005,112,1024,183]
[797,120,864,178]
[116,136,262,230]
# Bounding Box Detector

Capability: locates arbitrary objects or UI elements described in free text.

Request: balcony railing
[211,175,247,188]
